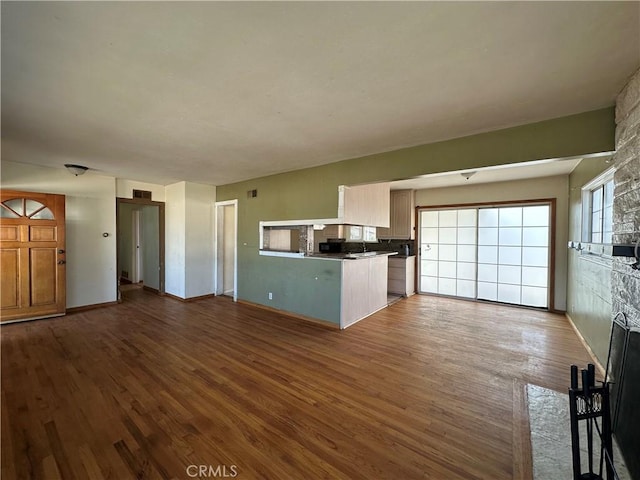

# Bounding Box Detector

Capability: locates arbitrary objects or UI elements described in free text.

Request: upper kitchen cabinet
[378,189,415,239]
[338,182,390,227]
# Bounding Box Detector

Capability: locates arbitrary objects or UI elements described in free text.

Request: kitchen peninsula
[309,250,396,328]
[260,241,396,328]
[255,182,393,329]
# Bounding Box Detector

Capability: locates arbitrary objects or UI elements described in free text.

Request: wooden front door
[0,190,66,323]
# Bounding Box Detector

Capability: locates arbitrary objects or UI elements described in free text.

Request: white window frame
[580,168,615,258]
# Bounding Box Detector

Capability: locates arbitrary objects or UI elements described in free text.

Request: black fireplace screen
[612,328,640,480]
[604,312,640,480]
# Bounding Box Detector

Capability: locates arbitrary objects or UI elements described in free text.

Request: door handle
[58,249,65,254]
[57,260,66,265]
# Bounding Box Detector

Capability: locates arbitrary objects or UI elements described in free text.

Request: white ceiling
[390,156,587,191]
[1,2,639,186]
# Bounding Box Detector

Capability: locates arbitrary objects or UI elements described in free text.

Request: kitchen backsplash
[341,239,417,256]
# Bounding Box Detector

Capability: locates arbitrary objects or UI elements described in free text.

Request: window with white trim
[582,168,614,244]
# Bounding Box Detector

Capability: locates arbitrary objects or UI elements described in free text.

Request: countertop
[306,251,398,260]
[260,250,400,260]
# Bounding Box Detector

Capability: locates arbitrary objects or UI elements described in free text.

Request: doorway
[116,198,165,297]
[215,200,237,301]
[418,199,555,309]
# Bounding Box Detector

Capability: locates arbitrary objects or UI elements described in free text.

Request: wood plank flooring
[1,290,595,479]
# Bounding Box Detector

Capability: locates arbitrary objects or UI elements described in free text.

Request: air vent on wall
[247,189,258,198]
[133,189,152,200]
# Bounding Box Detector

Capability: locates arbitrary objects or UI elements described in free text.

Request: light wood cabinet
[341,255,388,328]
[339,183,390,227]
[388,256,415,297]
[378,190,415,239]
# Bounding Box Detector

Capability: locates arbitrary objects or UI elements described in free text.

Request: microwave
[319,242,342,253]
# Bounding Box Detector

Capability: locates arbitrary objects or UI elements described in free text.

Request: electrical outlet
[268,292,273,300]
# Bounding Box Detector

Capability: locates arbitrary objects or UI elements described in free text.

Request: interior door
[215,200,237,300]
[133,209,142,284]
[0,190,66,323]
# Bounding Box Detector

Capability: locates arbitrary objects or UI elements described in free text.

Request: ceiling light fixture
[64,164,88,176]
[461,171,476,180]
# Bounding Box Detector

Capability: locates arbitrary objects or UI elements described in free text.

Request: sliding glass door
[420,209,477,298]
[419,203,551,309]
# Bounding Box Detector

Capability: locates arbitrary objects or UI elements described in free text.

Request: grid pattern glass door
[476,205,549,308]
[419,209,477,298]
[419,203,551,309]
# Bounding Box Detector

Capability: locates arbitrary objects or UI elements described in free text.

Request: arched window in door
[0,198,55,220]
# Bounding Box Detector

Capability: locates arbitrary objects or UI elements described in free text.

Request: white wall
[415,175,569,310]
[116,179,166,202]
[185,182,216,297]
[163,181,216,299]
[3,163,217,305]
[165,182,186,297]
[1,161,118,308]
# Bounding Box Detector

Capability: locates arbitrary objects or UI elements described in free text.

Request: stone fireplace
[610,68,640,480]
[612,68,640,330]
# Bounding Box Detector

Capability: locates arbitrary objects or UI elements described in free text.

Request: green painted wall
[566,157,613,364]
[217,108,615,320]
[244,255,342,324]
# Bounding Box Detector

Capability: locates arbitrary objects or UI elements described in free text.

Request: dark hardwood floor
[1,290,594,479]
